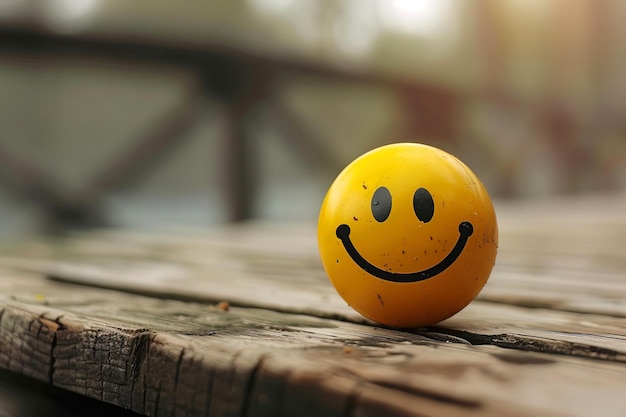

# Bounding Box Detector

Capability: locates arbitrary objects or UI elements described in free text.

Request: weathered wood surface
[2,270,626,417]
[7,194,626,319]
[1,192,626,417]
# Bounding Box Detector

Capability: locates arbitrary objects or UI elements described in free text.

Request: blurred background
[1,0,626,239]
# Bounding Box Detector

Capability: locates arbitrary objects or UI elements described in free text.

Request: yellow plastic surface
[318,143,498,327]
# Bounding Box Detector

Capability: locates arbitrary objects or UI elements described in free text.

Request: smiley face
[318,143,498,328]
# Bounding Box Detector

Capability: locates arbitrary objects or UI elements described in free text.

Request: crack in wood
[141,334,159,414]
[129,331,151,411]
[423,328,626,363]
[36,314,66,384]
[48,328,57,384]
[490,334,626,362]
[419,331,473,345]
[241,355,266,417]
[171,347,185,416]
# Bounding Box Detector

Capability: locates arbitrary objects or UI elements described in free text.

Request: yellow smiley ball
[318,143,498,328]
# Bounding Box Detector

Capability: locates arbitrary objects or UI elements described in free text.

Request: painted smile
[335,221,474,283]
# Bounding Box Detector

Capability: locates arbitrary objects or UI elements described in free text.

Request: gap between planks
[1,270,626,417]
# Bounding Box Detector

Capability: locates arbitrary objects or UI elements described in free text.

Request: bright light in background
[39,0,101,34]
[376,0,453,38]
[248,0,295,16]
[247,0,456,59]
[289,0,322,44]
[248,0,322,44]
[333,0,379,57]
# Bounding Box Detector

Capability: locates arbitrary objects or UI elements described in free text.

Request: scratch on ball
[377,293,385,307]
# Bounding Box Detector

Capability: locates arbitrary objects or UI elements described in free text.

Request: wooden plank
[1,269,626,417]
[5,193,624,320]
[5,256,626,360]
[0,197,624,360]
[1,193,626,416]
[482,193,626,315]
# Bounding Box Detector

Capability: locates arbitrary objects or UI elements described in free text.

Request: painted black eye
[413,187,434,223]
[371,186,392,222]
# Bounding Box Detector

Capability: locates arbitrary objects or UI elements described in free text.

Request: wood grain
[6,193,624,319]
[1,193,626,416]
[1,270,625,417]
[3,256,626,362]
